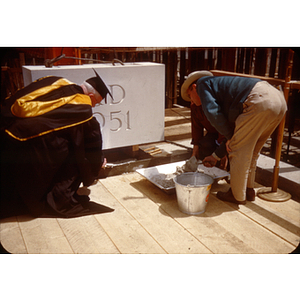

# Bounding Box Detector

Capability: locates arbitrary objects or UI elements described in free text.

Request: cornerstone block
[22,63,165,149]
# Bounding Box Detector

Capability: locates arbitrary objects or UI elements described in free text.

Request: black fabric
[0,117,112,219]
[8,76,64,102]
[1,81,92,140]
[0,77,113,219]
[5,103,92,140]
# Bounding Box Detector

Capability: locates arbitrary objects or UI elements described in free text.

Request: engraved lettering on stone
[110,111,122,132]
[109,85,125,105]
[126,110,131,130]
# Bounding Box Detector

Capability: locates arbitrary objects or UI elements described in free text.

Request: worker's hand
[226,139,232,153]
[192,145,199,158]
[219,155,228,170]
[102,157,107,168]
[202,155,217,168]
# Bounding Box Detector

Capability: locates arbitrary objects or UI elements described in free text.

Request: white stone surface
[22,63,165,149]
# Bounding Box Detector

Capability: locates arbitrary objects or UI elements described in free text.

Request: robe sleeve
[71,117,103,186]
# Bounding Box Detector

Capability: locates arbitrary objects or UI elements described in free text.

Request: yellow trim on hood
[5,116,94,141]
[11,78,92,118]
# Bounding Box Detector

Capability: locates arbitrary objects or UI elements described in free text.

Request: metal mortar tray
[136,160,230,194]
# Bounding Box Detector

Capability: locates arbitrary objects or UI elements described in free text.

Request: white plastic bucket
[174,172,214,215]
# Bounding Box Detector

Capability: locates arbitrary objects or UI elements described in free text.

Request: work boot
[246,188,255,201]
[217,188,246,205]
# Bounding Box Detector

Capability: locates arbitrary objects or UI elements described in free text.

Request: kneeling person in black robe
[1,69,114,218]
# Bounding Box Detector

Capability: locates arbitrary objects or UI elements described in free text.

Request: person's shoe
[74,193,90,204]
[217,188,246,205]
[246,188,255,201]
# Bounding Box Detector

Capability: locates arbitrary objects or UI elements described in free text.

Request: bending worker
[183,71,228,170]
[0,69,113,218]
[181,71,287,204]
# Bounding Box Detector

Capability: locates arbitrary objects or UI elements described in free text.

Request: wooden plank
[205,195,294,253]
[216,181,300,246]
[126,172,258,254]
[0,216,27,254]
[128,172,295,253]
[101,174,212,253]
[99,175,212,253]
[233,188,300,247]
[165,108,192,142]
[208,179,298,252]
[171,107,191,117]
[253,185,300,226]
[57,215,119,254]
[165,123,191,142]
[289,80,300,89]
[90,180,166,254]
[207,180,295,253]
[210,69,286,86]
[1,173,297,255]
[165,108,191,123]
[17,215,74,254]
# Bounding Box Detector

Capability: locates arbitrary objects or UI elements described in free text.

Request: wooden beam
[210,70,286,87]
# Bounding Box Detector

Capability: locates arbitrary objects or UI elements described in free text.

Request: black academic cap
[86,69,113,100]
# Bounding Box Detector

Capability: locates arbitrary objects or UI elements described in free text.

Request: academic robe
[0,76,113,219]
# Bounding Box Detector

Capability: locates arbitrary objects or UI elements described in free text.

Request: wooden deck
[1,174,299,254]
[1,107,299,254]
